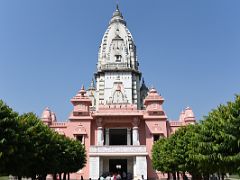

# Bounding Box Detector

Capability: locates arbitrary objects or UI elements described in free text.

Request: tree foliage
[152,95,240,179]
[196,95,240,176]
[0,100,86,179]
[0,100,18,174]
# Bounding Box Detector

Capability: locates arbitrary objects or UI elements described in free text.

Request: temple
[41,6,196,180]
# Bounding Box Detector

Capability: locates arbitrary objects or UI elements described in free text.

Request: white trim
[89,152,148,156]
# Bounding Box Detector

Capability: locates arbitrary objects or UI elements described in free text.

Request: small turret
[70,85,92,117]
[41,107,52,126]
[184,107,196,124]
[144,87,166,117]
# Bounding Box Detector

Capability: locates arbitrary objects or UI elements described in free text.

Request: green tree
[196,95,240,179]
[0,100,19,175]
[52,134,86,180]
[172,125,202,179]
[153,95,240,180]
[152,137,179,180]
[152,125,202,180]
[16,113,86,180]
[0,101,86,179]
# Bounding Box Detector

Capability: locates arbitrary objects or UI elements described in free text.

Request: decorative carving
[132,117,140,127]
[73,125,87,135]
[151,123,163,134]
[96,118,103,127]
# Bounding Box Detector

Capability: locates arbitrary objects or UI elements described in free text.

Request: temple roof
[144,87,164,104]
[109,4,126,25]
[97,5,138,72]
[71,85,92,105]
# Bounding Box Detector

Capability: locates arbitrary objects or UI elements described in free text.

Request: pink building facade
[41,6,196,180]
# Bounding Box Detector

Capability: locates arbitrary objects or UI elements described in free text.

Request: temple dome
[41,107,51,120]
[183,107,196,124]
[41,107,52,124]
[184,107,195,118]
[97,5,138,72]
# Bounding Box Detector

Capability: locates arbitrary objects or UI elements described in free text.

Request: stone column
[97,118,104,146]
[97,127,104,145]
[132,118,140,145]
[100,157,103,176]
[89,156,100,179]
[133,157,137,179]
[105,128,109,145]
[134,156,147,180]
[132,127,139,145]
[127,128,131,145]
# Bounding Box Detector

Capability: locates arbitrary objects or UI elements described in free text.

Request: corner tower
[95,5,142,109]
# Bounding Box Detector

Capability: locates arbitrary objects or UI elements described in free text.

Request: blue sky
[0,0,240,121]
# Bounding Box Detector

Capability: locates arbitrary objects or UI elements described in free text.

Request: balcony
[89,145,148,156]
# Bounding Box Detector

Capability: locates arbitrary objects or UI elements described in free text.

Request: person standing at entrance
[106,173,111,180]
[116,172,121,180]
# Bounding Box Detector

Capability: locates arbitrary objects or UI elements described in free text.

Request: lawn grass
[228,174,240,179]
[0,177,8,180]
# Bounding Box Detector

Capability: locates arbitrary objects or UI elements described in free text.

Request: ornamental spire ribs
[95,6,142,109]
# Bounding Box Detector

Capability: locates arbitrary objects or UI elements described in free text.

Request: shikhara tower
[42,6,196,180]
[88,5,148,110]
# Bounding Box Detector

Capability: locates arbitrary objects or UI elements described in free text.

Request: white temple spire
[94,6,142,109]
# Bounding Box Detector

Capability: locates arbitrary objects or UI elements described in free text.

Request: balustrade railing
[89,145,147,154]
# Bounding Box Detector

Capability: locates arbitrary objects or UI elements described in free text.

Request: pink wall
[44,87,196,179]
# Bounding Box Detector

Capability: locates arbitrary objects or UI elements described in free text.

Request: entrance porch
[89,146,147,179]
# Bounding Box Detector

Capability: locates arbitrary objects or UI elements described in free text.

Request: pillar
[133,157,137,179]
[132,117,140,145]
[127,128,131,145]
[132,127,139,145]
[100,157,103,176]
[105,128,109,145]
[97,127,104,145]
[89,156,100,179]
[97,118,104,146]
[134,156,147,180]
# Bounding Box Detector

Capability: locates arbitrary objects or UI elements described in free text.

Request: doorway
[109,159,127,174]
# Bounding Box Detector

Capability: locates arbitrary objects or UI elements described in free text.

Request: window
[153,134,160,142]
[115,55,122,62]
[76,135,83,143]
